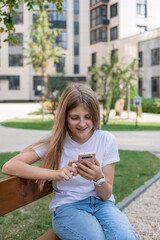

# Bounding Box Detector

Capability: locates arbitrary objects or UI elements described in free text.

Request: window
[9,55,23,67]
[151,48,160,66]
[74,22,79,35]
[9,33,23,66]
[9,33,23,47]
[55,57,65,73]
[100,27,107,41]
[46,0,67,9]
[92,53,96,65]
[136,25,147,34]
[74,64,79,74]
[74,1,79,14]
[110,3,118,18]
[12,12,23,24]
[136,0,147,17]
[90,27,107,44]
[152,76,160,97]
[74,42,79,56]
[55,31,67,49]
[138,78,143,96]
[48,11,67,29]
[8,76,20,90]
[33,76,43,96]
[90,0,109,7]
[90,5,108,28]
[110,26,118,41]
[138,51,143,67]
[111,49,118,61]
[33,13,37,23]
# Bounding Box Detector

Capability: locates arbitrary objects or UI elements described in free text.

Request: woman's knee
[103,225,137,240]
[115,228,137,240]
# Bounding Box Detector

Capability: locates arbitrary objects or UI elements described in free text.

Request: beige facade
[111,28,160,97]
[0,0,160,101]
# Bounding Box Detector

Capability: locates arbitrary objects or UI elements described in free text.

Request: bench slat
[0,176,52,216]
[36,229,60,240]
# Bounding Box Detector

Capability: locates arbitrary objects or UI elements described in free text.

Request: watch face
[95,177,105,186]
[98,178,105,186]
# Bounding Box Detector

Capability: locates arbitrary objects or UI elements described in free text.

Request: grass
[0,150,160,239]
[113,150,160,203]
[2,118,54,131]
[2,118,160,131]
[0,152,19,178]
[102,120,160,131]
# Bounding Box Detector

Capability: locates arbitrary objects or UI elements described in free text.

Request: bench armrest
[0,176,52,216]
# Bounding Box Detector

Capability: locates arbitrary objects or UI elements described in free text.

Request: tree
[89,54,120,125]
[117,58,139,119]
[0,0,63,45]
[89,54,139,125]
[23,9,64,99]
[49,75,68,116]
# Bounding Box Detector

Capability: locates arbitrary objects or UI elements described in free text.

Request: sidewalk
[109,109,160,123]
[124,178,160,239]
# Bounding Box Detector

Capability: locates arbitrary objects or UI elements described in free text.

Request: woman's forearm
[95,181,113,201]
[2,160,54,181]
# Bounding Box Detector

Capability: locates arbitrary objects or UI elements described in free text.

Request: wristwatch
[93,175,106,186]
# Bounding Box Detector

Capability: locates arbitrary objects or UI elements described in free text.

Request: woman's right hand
[51,159,78,182]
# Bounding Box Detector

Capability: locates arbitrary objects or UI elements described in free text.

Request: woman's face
[67,104,94,144]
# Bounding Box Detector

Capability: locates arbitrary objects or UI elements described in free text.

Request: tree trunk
[104,92,112,125]
[127,83,130,119]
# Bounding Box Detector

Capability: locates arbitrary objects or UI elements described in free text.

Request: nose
[78,118,86,127]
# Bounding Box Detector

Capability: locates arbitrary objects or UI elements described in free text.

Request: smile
[77,128,87,132]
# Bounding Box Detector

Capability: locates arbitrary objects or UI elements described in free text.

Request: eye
[70,116,78,120]
[85,115,91,119]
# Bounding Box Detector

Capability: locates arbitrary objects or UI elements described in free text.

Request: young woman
[2,83,137,240]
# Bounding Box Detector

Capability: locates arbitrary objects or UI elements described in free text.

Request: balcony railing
[90,0,109,8]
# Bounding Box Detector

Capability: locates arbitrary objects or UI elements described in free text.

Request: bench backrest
[0,176,52,216]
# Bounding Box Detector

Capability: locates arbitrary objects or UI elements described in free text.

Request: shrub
[142,98,160,114]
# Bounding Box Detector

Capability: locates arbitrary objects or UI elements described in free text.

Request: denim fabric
[52,197,137,240]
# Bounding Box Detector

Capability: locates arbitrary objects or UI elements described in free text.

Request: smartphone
[78,152,96,164]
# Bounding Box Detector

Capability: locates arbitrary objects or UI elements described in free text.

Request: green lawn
[0,150,160,239]
[2,118,54,130]
[2,118,160,131]
[102,120,160,131]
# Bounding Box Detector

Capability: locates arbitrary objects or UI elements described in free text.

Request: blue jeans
[52,196,137,240]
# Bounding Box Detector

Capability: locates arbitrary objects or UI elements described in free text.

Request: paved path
[0,125,49,153]
[0,103,41,123]
[0,125,160,154]
[0,103,160,153]
[112,131,160,152]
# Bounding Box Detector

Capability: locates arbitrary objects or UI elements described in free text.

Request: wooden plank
[0,176,52,216]
[36,229,60,240]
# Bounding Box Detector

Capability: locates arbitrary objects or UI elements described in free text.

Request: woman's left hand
[76,158,104,181]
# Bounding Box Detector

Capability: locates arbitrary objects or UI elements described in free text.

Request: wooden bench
[0,176,60,240]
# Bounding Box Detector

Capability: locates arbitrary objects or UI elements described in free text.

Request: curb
[117,170,160,211]
[149,151,160,159]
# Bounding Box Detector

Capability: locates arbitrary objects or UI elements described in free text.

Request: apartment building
[0,0,160,101]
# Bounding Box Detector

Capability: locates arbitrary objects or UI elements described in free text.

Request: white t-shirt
[34,130,120,212]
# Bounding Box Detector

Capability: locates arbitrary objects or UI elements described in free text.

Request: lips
[76,127,87,132]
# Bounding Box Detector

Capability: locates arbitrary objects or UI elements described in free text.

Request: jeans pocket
[53,210,57,218]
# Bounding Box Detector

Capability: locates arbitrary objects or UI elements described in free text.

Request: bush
[142,98,160,114]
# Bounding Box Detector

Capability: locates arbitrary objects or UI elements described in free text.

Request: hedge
[141,98,160,114]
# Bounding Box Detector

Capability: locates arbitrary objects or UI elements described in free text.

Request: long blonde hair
[32,83,100,190]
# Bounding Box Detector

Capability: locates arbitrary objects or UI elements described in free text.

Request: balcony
[90,17,110,29]
[101,18,110,25]
[90,0,109,8]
